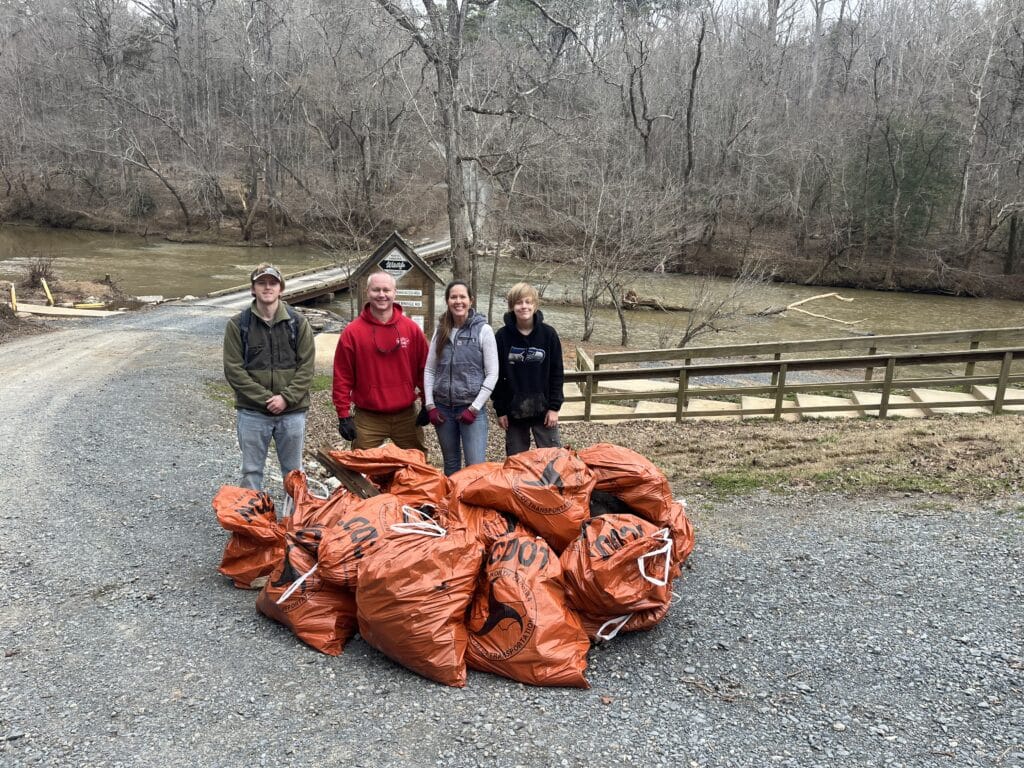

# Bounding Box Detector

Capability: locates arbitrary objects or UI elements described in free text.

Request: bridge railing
[564,346,1024,422]
[204,238,450,300]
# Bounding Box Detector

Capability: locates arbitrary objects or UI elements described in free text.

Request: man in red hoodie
[332,271,430,451]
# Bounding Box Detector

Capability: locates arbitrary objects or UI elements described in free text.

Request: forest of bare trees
[1,0,1022,298]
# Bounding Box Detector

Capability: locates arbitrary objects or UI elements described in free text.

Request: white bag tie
[637,528,672,587]
[595,614,631,641]
[390,506,446,537]
[306,479,331,499]
[276,563,318,604]
[280,493,294,519]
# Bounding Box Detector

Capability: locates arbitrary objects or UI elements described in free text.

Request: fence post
[773,363,788,420]
[676,367,689,422]
[993,351,1012,414]
[584,373,594,422]
[879,358,895,418]
[865,345,877,381]
[576,347,593,372]
[770,352,781,386]
[963,340,980,392]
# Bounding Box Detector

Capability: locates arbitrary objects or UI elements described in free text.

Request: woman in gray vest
[423,280,499,475]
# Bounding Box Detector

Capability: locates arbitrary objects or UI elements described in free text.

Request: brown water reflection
[2,226,1022,347]
[415,257,1024,350]
[0,225,349,299]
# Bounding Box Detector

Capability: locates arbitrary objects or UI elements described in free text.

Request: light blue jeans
[236,408,306,490]
[434,403,489,476]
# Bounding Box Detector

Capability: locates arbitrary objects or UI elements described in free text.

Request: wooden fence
[567,328,1024,422]
[585,327,1024,369]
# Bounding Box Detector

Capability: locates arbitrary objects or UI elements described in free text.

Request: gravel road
[0,303,1021,768]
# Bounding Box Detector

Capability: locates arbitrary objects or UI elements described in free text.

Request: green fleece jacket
[223,300,315,413]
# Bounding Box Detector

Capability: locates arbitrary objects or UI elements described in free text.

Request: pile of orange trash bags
[212,443,695,689]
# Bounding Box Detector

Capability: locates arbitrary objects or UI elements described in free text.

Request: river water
[2,224,1023,348]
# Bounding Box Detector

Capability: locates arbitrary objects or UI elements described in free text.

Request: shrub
[22,256,56,289]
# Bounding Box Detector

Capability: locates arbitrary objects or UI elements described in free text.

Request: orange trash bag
[283,470,359,529]
[577,443,673,520]
[466,534,590,688]
[441,462,529,546]
[355,520,484,687]
[662,500,696,579]
[213,485,285,589]
[460,447,596,552]
[576,444,696,578]
[255,533,357,656]
[313,495,434,588]
[578,602,671,642]
[560,513,675,621]
[324,444,451,508]
[593,499,695,581]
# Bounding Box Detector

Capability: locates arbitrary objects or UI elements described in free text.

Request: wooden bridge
[564,327,1024,422]
[199,238,450,310]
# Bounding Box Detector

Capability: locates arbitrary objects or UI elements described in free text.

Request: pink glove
[427,407,446,426]
[458,408,477,425]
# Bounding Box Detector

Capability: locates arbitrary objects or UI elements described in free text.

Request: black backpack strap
[239,307,253,366]
[284,305,300,351]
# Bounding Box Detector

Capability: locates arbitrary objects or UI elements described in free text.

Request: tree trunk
[608,284,628,346]
[683,16,705,184]
[581,279,595,342]
[436,65,472,283]
[1005,214,1019,275]
[955,15,1001,236]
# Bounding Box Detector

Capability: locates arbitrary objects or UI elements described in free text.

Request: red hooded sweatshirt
[332,303,428,417]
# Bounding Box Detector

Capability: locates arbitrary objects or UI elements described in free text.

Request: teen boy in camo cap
[223,263,315,490]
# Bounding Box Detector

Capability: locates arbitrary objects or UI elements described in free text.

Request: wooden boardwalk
[13,303,123,318]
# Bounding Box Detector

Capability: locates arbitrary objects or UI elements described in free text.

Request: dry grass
[303,388,1024,499]
[561,415,1024,497]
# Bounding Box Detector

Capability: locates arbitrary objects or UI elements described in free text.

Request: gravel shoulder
[0,305,1021,768]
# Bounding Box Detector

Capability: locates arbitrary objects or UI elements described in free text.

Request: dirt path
[0,306,1021,768]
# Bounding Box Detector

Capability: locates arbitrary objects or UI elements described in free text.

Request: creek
[2,224,1022,349]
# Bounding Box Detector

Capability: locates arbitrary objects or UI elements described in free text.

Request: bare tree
[678,260,770,348]
[0,0,1020,303]
[369,0,501,282]
[299,5,421,244]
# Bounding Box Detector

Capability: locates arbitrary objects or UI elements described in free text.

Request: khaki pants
[353,403,426,454]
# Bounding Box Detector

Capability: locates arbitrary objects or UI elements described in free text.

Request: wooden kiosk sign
[351,231,443,332]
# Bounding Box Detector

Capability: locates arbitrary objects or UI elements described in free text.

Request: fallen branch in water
[755,292,864,325]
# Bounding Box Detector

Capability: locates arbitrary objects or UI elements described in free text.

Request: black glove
[338,416,356,442]
[415,405,430,427]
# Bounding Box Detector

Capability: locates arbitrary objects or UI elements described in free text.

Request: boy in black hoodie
[492,282,564,455]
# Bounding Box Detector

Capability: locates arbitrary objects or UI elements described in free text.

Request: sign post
[352,232,443,332]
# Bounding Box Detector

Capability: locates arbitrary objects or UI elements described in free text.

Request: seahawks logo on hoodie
[508,346,546,364]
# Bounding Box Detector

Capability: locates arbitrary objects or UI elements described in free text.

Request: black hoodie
[491,309,564,421]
